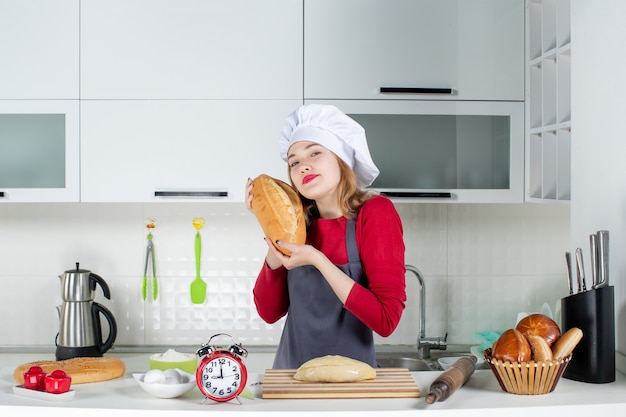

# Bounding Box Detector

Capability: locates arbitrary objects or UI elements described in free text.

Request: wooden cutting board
[262,368,420,399]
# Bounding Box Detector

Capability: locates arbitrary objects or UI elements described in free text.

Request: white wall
[571,1,626,371]
[0,202,569,349]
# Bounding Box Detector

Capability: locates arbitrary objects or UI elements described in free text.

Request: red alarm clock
[195,333,248,402]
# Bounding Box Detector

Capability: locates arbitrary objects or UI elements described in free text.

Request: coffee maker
[55,263,117,360]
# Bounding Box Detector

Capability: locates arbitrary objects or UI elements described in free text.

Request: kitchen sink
[375,346,487,372]
[375,355,438,371]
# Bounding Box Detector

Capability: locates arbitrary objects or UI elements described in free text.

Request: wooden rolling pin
[425,356,476,404]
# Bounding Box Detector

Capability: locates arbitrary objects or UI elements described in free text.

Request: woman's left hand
[270,239,354,304]
[266,238,322,270]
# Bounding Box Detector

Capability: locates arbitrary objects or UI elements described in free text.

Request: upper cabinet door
[80,0,302,99]
[0,100,80,202]
[0,0,79,99]
[304,0,524,101]
[80,100,299,203]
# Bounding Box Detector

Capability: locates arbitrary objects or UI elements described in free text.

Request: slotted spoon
[190,218,206,304]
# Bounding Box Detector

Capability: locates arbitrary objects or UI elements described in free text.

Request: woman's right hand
[263,237,285,270]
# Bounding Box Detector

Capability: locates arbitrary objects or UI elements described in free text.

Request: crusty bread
[250,174,306,255]
[491,328,532,363]
[525,334,554,361]
[293,355,376,383]
[516,313,561,347]
[14,357,125,385]
[551,327,583,359]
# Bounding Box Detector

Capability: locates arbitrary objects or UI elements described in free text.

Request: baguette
[14,357,125,385]
[250,174,306,256]
[551,327,583,359]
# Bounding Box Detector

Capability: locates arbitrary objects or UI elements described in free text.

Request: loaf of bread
[250,174,306,256]
[551,327,583,359]
[491,328,531,363]
[293,355,376,383]
[13,357,126,385]
[516,313,561,347]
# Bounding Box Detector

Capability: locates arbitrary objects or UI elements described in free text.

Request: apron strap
[346,217,360,264]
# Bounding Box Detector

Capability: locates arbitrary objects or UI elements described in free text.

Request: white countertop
[2,350,626,416]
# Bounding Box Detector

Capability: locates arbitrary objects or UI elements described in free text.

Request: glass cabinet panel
[0,100,79,202]
[351,114,511,190]
[0,114,66,188]
[307,99,524,203]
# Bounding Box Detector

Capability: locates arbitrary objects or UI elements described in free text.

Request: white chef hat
[279,104,380,188]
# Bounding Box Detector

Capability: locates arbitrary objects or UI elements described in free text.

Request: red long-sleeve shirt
[253,195,406,337]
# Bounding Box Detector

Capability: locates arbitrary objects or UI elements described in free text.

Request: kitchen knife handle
[575,248,586,292]
[596,230,609,287]
[565,252,574,295]
[380,87,455,95]
[589,234,598,288]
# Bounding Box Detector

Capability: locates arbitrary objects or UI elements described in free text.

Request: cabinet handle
[0,191,4,198]
[380,191,452,198]
[154,190,228,198]
[380,87,455,95]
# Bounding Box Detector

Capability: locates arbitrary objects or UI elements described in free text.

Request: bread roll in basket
[484,326,582,395]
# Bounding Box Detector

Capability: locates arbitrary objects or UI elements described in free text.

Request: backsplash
[0,202,570,349]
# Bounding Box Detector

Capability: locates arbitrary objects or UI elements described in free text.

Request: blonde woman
[246,104,406,368]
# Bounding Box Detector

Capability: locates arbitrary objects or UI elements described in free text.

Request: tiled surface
[0,202,570,348]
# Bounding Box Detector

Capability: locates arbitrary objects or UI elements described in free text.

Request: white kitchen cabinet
[0,0,79,99]
[308,100,525,203]
[526,0,571,203]
[80,100,300,202]
[80,0,302,100]
[304,0,524,101]
[0,100,80,202]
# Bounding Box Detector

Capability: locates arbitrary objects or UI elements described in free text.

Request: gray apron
[272,218,376,369]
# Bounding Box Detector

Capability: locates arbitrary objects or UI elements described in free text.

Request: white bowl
[133,369,196,399]
[437,355,484,371]
[470,345,487,364]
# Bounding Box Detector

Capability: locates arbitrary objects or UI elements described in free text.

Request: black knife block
[560,286,615,383]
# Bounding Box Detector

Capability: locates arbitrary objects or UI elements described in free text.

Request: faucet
[405,265,447,359]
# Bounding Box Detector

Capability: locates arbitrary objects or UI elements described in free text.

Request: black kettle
[55,263,118,360]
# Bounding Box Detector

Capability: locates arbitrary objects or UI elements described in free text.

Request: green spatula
[190,217,206,304]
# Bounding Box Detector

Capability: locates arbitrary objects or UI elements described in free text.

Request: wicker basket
[484,348,572,395]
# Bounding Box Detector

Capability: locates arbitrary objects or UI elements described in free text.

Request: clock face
[196,353,247,401]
